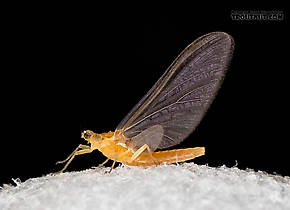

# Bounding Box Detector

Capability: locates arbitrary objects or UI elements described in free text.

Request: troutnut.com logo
[231,10,284,21]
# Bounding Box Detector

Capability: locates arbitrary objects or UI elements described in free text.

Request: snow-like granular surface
[0,163,289,210]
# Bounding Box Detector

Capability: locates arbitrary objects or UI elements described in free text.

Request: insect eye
[84,132,91,139]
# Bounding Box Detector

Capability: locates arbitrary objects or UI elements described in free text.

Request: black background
[1,5,289,185]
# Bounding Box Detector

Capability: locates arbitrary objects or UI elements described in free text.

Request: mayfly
[56,32,234,173]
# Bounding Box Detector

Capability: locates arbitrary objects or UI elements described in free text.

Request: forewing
[116,32,234,150]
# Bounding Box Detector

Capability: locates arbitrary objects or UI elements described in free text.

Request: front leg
[55,145,93,173]
[56,144,90,165]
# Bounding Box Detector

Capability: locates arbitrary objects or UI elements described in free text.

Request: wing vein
[124,83,209,132]
[163,134,176,142]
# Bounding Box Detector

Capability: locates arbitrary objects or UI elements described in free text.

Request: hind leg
[130,144,157,164]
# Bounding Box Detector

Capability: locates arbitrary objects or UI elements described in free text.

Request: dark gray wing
[116,32,234,150]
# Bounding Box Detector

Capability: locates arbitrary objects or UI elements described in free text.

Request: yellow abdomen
[124,147,205,166]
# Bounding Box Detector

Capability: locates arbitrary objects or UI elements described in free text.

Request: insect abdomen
[127,147,205,166]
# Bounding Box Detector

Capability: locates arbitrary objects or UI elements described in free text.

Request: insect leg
[105,160,116,173]
[102,150,132,172]
[56,144,91,165]
[130,144,157,164]
[98,158,110,167]
[92,158,111,170]
[56,147,93,173]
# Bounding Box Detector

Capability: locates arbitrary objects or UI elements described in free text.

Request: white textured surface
[0,163,289,210]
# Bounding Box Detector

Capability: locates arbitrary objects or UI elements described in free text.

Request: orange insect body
[88,131,205,166]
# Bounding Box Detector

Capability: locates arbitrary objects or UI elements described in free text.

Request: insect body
[87,130,205,167]
[56,32,234,172]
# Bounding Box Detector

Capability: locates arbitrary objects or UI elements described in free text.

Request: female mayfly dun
[56,32,234,173]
